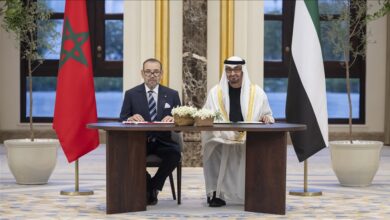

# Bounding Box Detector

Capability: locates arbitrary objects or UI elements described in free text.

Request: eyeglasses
[225,66,242,74]
[143,69,161,77]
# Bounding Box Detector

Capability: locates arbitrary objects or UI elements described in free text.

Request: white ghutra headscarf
[218,56,253,122]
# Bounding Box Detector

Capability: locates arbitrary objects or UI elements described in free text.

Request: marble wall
[182,0,208,166]
[182,0,207,108]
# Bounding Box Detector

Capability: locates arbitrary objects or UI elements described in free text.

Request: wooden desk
[87,122,306,215]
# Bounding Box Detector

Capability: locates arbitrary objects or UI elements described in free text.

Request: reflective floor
[1,144,389,219]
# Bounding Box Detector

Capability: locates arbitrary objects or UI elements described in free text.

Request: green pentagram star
[59,18,89,68]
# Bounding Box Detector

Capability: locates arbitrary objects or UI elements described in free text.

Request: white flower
[171,106,197,117]
[193,108,217,120]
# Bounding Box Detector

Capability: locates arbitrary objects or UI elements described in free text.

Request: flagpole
[60,160,94,196]
[289,160,322,196]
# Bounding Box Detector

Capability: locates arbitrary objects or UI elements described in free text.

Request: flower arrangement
[171,106,197,117]
[171,106,221,126]
[193,108,221,126]
[171,106,197,126]
[193,108,217,120]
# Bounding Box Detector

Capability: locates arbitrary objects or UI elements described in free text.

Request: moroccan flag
[53,0,99,162]
[286,0,328,162]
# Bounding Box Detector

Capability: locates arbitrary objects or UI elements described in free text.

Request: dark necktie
[148,90,157,121]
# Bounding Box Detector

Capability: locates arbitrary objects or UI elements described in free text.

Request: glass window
[264,78,360,119]
[318,0,348,15]
[105,0,123,14]
[105,20,123,61]
[26,77,123,118]
[39,0,65,13]
[94,77,123,118]
[38,19,63,60]
[26,77,56,117]
[264,0,283,15]
[326,78,360,118]
[320,20,348,61]
[264,78,287,119]
[264,20,282,61]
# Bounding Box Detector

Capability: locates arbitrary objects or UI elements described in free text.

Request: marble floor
[1,144,389,219]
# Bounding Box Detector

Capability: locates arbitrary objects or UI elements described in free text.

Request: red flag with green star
[53,0,99,162]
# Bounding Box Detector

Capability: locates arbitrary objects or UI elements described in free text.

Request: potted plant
[324,0,389,186]
[193,108,220,126]
[171,106,197,126]
[1,0,59,184]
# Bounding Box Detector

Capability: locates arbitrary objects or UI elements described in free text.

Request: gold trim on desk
[220,0,234,76]
[155,0,170,86]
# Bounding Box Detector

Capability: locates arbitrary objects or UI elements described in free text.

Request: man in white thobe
[202,56,275,207]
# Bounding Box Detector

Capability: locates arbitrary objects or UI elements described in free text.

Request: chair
[146,131,183,204]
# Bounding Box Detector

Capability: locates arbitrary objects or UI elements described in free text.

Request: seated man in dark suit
[119,58,181,205]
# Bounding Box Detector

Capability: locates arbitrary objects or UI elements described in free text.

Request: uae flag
[286,0,328,162]
[53,0,99,162]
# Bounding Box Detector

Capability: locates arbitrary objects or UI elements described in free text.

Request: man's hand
[127,114,145,122]
[260,115,274,124]
[161,116,174,122]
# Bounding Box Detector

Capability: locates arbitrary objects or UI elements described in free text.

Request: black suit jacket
[119,83,181,145]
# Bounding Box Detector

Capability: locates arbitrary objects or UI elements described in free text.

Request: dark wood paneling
[106,130,146,214]
[245,131,287,215]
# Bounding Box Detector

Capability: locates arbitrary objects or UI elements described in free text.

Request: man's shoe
[209,197,226,207]
[207,191,216,204]
[208,191,226,207]
[147,188,159,205]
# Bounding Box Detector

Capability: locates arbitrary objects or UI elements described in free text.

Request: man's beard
[228,76,239,84]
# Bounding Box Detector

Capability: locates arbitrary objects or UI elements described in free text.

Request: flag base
[60,160,93,196]
[60,189,93,196]
[289,189,322,196]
